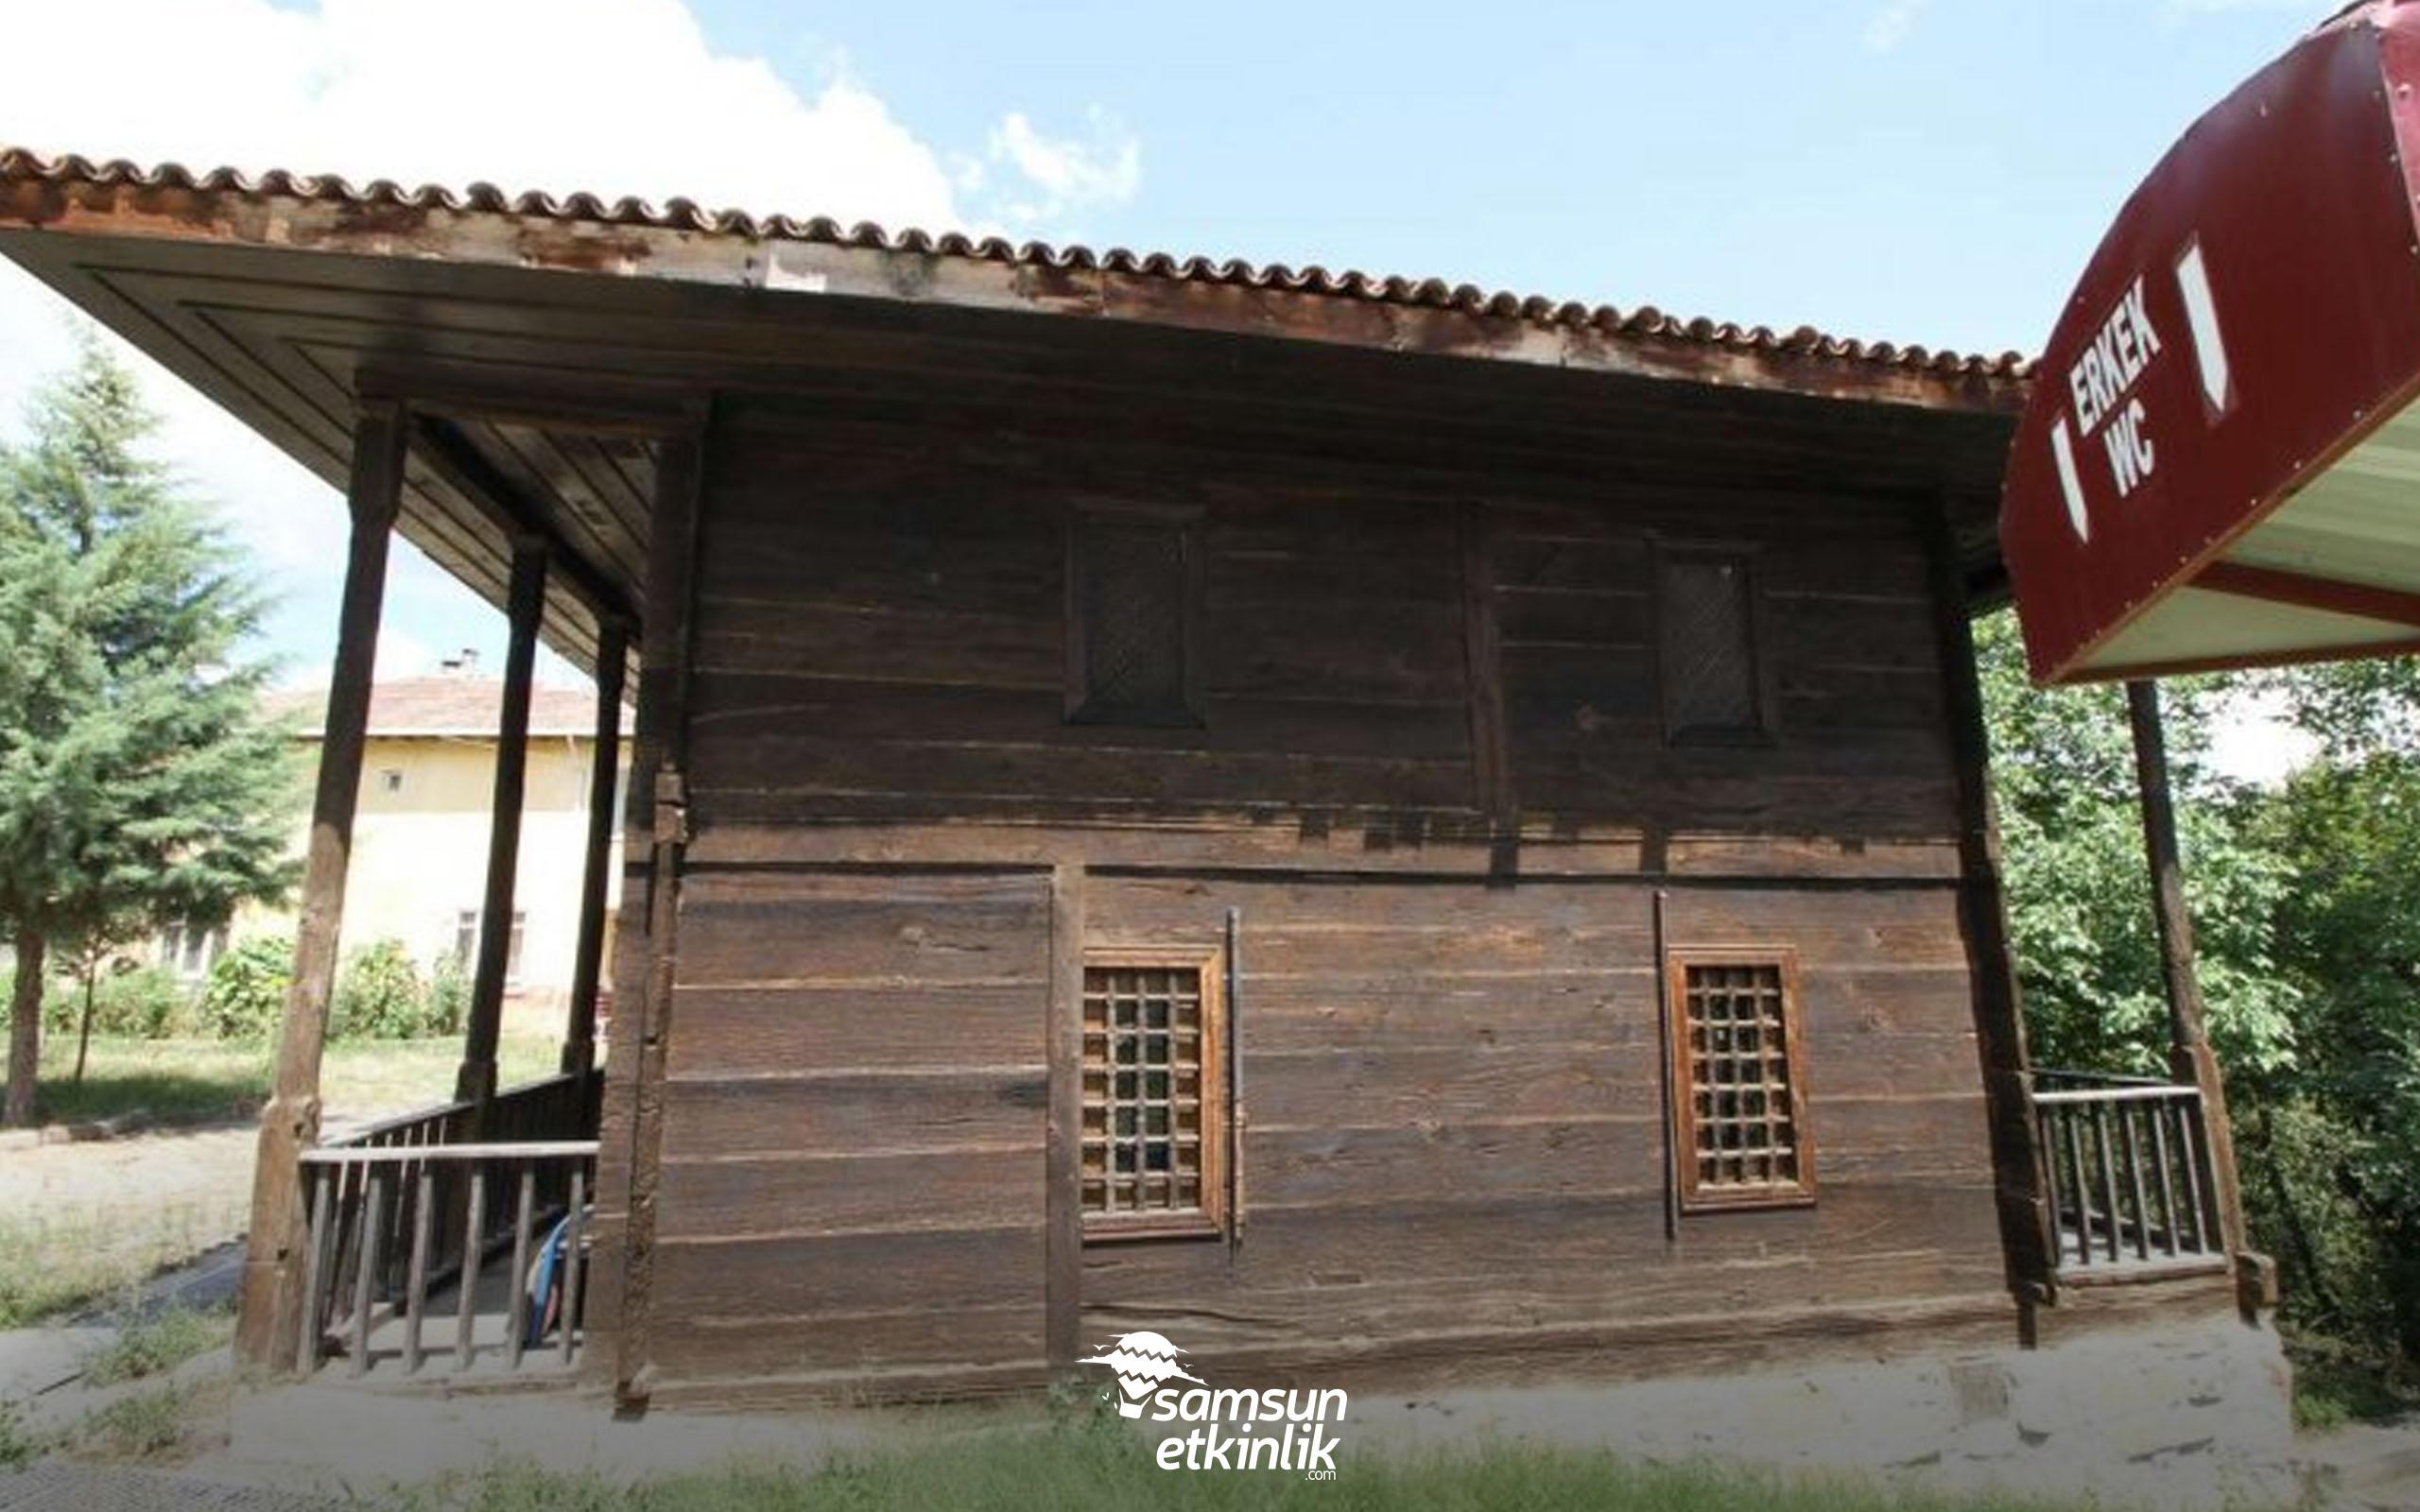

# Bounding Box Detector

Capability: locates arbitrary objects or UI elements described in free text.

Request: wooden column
[1045,861,1085,1375]
[614,430,706,1410]
[562,617,630,1080]
[1921,504,2057,1305]
[2124,680,2251,1271]
[457,540,547,1108]
[234,400,406,1370]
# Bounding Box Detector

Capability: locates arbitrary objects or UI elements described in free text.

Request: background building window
[1066,508,1201,727]
[378,768,405,795]
[1666,949,1815,1210]
[157,922,227,981]
[1655,545,1772,745]
[1081,946,1227,1238]
[453,908,528,987]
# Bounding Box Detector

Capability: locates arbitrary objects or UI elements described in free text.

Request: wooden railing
[299,1070,600,1377]
[2032,1069,2225,1273]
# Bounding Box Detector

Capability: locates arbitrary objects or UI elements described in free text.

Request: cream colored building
[239,661,631,1036]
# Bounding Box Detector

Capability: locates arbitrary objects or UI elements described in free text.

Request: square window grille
[1080,950,1226,1237]
[1668,952,1815,1209]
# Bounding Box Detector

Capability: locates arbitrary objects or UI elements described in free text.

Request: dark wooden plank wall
[628,413,2006,1402]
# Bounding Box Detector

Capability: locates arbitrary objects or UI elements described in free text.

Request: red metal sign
[2001,5,2420,683]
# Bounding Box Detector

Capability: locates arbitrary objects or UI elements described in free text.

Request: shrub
[425,953,471,1040]
[333,939,427,1040]
[92,967,192,1039]
[198,936,292,1040]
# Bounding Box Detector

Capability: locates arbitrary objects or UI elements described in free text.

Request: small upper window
[378,768,405,795]
[1655,546,1770,745]
[1081,947,1227,1239]
[1066,509,1201,727]
[1666,950,1815,1211]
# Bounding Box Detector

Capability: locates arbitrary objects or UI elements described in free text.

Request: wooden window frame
[1064,504,1206,730]
[1651,541,1777,748]
[1664,946,1817,1212]
[1080,942,1230,1243]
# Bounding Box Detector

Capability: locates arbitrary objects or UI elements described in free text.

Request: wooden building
[0,149,2269,1424]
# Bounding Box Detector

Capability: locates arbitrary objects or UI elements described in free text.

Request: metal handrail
[302,1140,598,1165]
[2032,1084,2201,1107]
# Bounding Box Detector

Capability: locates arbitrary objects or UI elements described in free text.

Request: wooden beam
[358,362,702,440]
[410,415,638,627]
[1046,862,1085,1375]
[234,399,405,1371]
[457,540,547,1108]
[613,426,708,1412]
[1920,499,2058,1305]
[562,617,630,1081]
[2194,559,2420,629]
[2124,680,2256,1307]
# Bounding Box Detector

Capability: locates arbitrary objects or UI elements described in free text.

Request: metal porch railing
[297,1070,601,1379]
[2031,1069,2225,1274]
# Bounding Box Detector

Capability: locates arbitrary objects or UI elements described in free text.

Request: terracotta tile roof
[0,147,2034,381]
[266,676,627,739]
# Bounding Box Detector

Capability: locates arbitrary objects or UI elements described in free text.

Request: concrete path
[2310,1417,2420,1510]
[0,1462,341,1511]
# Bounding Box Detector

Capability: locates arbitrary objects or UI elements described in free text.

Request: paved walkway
[0,1462,342,1510]
[2310,1416,2420,1510]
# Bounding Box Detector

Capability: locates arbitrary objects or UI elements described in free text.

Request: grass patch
[73,1383,190,1462]
[81,1304,231,1385]
[30,1032,562,1128]
[2286,1330,2420,1432]
[405,1428,2089,1512]
[0,1396,35,1472]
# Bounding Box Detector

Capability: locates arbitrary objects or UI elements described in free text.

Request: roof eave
[0,151,2031,418]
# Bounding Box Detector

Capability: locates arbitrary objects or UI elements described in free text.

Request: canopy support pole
[457,540,547,1112]
[562,617,629,1085]
[2124,679,2261,1310]
[234,399,405,1371]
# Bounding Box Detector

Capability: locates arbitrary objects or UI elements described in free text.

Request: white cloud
[987,108,1143,226]
[1864,0,1932,53]
[0,0,1141,687]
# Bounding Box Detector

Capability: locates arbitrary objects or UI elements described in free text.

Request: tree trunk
[73,961,97,1086]
[5,927,45,1127]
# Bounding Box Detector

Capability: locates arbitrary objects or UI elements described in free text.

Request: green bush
[93,966,192,1039]
[333,939,427,1040]
[425,952,470,1039]
[198,936,292,1040]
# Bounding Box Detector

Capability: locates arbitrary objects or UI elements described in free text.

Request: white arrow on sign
[2174,240,2232,415]
[2050,415,2090,542]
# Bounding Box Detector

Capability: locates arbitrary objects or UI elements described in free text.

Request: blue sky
[0,0,2333,696]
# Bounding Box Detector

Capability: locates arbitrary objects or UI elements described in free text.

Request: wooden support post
[1921,503,2058,1307]
[458,540,548,1108]
[613,429,707,1412]
[2124,680,2255,1292]
[1046,862,1085,1376]
[234,400,405,1371]
[562,617,630,1080]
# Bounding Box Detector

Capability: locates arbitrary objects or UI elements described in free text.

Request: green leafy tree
[0,335,301,1125]
[1977,612,2298,1076]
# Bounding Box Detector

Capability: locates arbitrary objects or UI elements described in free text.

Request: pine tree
[0,333,301,1125]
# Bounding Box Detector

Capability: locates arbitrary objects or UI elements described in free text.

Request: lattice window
[1067,509,1201,726]
[1655,546,1771,744]
[1080,947,1227,1238]
[1667,951,1816,1210]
